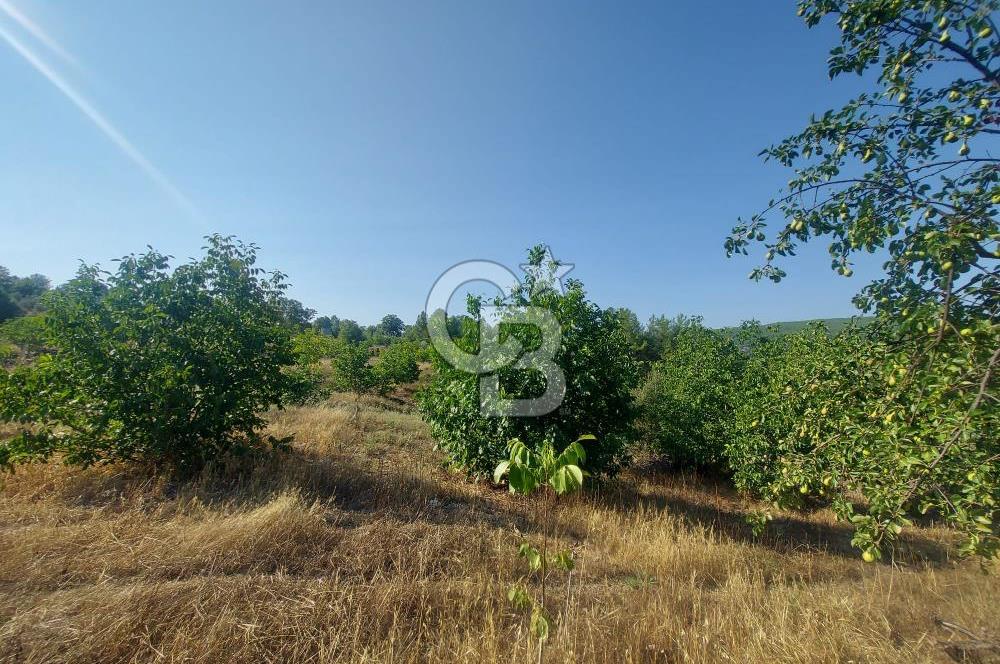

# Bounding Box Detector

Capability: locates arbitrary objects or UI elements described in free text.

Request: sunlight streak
[0,0,79,69]
[0,21,200,219]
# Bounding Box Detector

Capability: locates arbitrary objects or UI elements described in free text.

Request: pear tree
[728,0,999,559]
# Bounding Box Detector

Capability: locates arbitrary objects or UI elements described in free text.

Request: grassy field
[1,395,997,663]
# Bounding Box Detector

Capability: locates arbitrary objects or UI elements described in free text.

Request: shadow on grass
[5,441,952,566]
[589,470,952,566]
[26,444,531,534]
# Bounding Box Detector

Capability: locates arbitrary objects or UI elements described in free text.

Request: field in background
[1,395,997,664]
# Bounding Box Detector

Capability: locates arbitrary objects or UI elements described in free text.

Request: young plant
[494,434,592,659]
[330,342,376,421]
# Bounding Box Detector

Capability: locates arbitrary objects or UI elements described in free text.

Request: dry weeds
[0,400,997,663]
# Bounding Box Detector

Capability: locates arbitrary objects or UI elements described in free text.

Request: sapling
[494,434,592,662]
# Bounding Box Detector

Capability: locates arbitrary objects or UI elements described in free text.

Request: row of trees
[423,0,999,561]
[287,328,421,405]
[311,311,430,345]
[0,267,50,323]
[0,0,995,561]
[0,232,993,560]
[733,0,998,559]
[418,243,994,561]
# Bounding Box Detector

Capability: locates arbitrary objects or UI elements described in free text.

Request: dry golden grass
[1,399,997,663]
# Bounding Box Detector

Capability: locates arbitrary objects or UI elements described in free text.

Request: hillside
[720,317,873,337]
[1,394,996,663]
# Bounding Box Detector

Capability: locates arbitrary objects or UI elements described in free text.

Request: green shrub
[0,266,49,322]
[0,314,47,352]
[0,235,295,472]
[285,330,344,404]
[495,434,591,650]
[726,0,1000,560]
[764,323,998,560]
[637,324,743,470]
[0,341,15,363]
[418,246,639,478]
[330,342,376,396]
[373,341,420,392]
[725,323,844,494]
[325,339,419,399]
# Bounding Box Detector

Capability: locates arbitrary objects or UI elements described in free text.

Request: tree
[0,266,50,321]
[330,341,377,421]
[373,340,420,391]
[638,323,743,470]
[312,315,340,337]
[376,313,405,338]
[494,434,591,659]
[725,323,863,495]
[337,319,365,344]
[643,313,703,364]
[606,307,648,363]
[728,0,999,559]
[277,296,316,330]
[0,288,18,323]
[418,245,639,477]
[0,235,295,472]
[404,311,430,342]
[286,329,344,403]
[10,273,49,312]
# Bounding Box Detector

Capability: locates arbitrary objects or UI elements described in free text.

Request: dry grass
[1,399,997,663]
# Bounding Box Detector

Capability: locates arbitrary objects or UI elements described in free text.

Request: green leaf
[507,584,532,610]
[493,460,510,485]
[564,464,583,491]
[508,465,537,495]
[550,466,568,494]
[518,542,542,571]
[530,606,551,640]
[551,549,574,571]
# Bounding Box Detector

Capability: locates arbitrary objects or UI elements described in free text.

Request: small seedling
[494,434,592,662]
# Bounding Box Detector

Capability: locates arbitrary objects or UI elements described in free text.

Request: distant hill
[719,317,873,337]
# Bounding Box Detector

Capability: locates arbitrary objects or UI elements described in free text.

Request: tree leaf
[493,460,510,485]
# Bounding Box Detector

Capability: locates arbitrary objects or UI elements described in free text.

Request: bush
[330,342,376,396]
[637,324,742,470]
[0,314,47,353]
[325,339,418,399]
[373,341,420,392]
[285,330,343,404]
[724,323,845,495]
[725,0,999,560]
[418,245,639,478]
[763,323,999,560]
[0,235,295,472]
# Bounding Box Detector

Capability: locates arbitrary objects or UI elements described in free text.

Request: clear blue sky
[0,0,883,327]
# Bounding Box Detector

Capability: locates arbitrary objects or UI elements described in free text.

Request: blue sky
[0,0,884,327]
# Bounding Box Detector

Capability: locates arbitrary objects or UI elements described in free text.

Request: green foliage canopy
[0,235,295,472]
[638,323,744,470]
[728,0,999,559]
[418,246,639,478]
